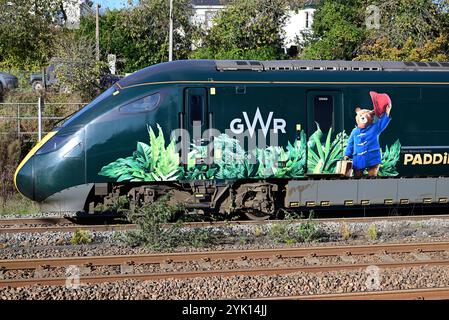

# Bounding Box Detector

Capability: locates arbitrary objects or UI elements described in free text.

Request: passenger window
[120,93,160,113]
[189,94,203,125]
[314,95,334,133]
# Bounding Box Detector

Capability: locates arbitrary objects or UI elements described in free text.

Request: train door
[181,87,212,167]
[306,91,344,175]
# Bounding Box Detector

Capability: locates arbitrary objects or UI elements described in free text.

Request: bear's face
[355,107,375,129]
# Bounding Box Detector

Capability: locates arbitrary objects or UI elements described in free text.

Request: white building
[191,0,226,30]
[63,0,94,29]
[191,0,318,53]
[283,5,316,50]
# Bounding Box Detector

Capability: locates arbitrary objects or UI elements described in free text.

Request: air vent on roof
[428,62,440,67]
[215,60,449,72]
[216,60,264,71]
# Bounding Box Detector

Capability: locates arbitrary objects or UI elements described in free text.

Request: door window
[314,95,334,133]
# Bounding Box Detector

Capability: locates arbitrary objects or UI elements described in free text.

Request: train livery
[14,60,449,219]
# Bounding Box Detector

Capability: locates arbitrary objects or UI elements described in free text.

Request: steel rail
[0,224,134,234]
[266,287,449,300]
[2,241,449,270]
[2,257,449,288]
[2,213,449,234]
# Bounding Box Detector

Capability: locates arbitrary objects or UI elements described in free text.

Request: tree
[76,0,198,73]
[300,0,366,60]
[53,32,105,100]
[301,0,449,62]
[0,0,75,69]
[191,0,294,60]
[356,0,449,61]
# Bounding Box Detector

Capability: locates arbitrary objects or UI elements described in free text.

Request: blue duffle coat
[344,114,391,170]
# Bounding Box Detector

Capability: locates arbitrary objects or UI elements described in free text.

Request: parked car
[29,64,58,91]
[0,72,19,94]
[30,63,123,92]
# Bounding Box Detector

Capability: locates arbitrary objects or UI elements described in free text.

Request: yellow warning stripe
[14,131,57,194]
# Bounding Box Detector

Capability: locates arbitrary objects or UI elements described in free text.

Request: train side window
[314,95,334,133]
[120,93,160,113]
[189,94,204,125]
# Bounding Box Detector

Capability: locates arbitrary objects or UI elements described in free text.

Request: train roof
[118,59,449,89]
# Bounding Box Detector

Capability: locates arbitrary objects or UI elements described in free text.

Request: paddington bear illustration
[344,91,392,177]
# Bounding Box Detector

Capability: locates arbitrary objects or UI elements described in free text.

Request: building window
[205,11,216,29]
[305,11,310,29]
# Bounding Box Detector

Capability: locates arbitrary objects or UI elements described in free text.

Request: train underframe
[84,177,449,220]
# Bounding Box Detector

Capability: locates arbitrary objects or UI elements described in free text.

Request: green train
[14,60,449,219]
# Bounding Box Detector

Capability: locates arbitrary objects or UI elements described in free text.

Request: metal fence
[0,100,87,141]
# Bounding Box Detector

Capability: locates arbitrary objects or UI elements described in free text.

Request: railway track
[2,241,449,288]
[267,287,449,300]
[2,213,449,234]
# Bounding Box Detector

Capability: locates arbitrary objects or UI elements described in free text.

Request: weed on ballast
[367,224,378,240]
[124,196,216,250]
[268,214,327,244]
[340,222,352,240]
[71,229,92,245]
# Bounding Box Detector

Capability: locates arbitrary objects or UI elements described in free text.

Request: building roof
[191,0,319,7]
[191,0,229,6]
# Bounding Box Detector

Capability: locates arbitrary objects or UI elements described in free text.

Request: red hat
[370,91,391,117]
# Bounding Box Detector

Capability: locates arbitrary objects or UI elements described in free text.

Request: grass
[0,193,40,215]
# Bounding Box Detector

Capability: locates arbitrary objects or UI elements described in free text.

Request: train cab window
[314,95,334,133]
[120,93,160,113]
[189,94,204,125]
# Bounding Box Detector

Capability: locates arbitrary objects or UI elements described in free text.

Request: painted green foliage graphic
[307,123,349,174]
[99,123,401,181]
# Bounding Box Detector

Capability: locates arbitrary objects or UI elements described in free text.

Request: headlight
[35,134,73,155]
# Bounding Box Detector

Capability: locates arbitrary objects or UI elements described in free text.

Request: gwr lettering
[230,107,286,137]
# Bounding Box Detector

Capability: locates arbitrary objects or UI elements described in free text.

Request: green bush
[367,224,378,241]
[71,229,92,245]
[124,196,213,250]
[268,217,327,244]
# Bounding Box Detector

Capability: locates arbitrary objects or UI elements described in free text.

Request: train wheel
[243,209,271,221]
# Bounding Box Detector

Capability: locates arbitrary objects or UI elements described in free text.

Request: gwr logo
[230,107,286,137]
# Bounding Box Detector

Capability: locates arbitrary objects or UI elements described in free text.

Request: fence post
[17,103,20,137]
[38,97,42,141]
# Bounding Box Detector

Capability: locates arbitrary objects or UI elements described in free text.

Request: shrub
[367,224,378,241]
[268,216,327,244]
[125,196,213,250]
[340,222,352,240]
[296,220,320,242]
[71,229,92,245]
[268,222,290,244]
[0,133,21,205]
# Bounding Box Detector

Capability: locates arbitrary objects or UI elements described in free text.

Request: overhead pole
[168,0,173,61]
[95,3,100,61]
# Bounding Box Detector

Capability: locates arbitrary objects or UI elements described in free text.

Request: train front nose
[14,131,57,201]
[14,158,34,200]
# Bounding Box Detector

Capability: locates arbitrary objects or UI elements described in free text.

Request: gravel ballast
[1,265,449,299]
